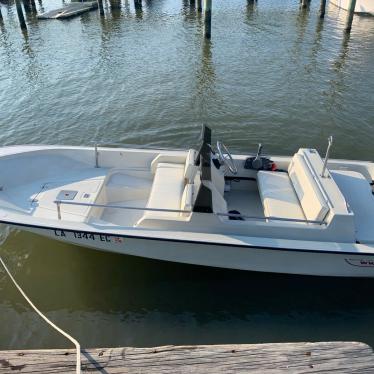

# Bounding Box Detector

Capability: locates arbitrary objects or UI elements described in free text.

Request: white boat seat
[144,162,185,218]
[257,171,305,221]
[150,154,186,174]
[331,170,374,244]
[184,149,198,183]
[288,153,329,222]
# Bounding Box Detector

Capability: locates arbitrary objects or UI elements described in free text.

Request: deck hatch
[56,190,78,201]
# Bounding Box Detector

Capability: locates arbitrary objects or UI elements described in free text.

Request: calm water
[1,0,374,349]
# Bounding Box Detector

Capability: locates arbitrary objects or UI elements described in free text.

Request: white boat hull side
[15,225,374,278]
[330,0,374,15]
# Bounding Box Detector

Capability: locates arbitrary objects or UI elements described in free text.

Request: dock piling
[197,0,202,12]
[134,0,142,10]
[301,0,308,8]
[203,0,212,39]
[98,0,104,15]
[319,0,326,17]
[345,0,356,32]
[0,6,3,22]
[15,0,27,29]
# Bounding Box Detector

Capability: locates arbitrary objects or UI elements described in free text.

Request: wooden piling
[0,6,3,21]
[319,0,326,17]
[203,0,212,39]
[134,0,142,10]
[345,0,356,32]
[97,0,104,15]
[301,0,308,9]
[0,342,374,373]
[197,0,202,12]
[15,0,27,29]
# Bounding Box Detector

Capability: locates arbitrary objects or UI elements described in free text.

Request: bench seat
[257,171,305,221]
[331,170,374,244]
[144,162,185,218]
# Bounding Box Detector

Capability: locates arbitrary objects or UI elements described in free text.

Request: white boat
[330,0,374,15]
[1,126,374,277]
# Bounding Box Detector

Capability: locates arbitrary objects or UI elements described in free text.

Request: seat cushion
[184,149,199,183]
[288,154,329,221]
[145,162,185,218]
[331,170,374,244]
[257,171,305,221]
[180,183,194,216]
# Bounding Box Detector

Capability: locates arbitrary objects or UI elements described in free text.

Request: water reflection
[37,0,44,13]
[291,5,310,63]
[182,0,196,22]
[195,38,216,117]
[108,0,121,9]
[311,17,324,59]
[326,32,351,108]
[245,0,258,23]
[333,32,351,72]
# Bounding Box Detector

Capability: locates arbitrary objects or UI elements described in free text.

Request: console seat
[257,171,305,220]
[139,150,198,223]
[257,149,331,223]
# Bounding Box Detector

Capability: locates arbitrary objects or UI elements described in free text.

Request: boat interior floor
[224,179,264,219]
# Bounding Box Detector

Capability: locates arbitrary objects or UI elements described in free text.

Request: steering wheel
[216,141,238,175]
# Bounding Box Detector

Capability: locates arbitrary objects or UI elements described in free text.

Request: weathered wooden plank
[0,341,373,373]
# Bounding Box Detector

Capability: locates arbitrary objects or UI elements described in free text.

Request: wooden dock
[1,341,374,373]
[37,2,98,20]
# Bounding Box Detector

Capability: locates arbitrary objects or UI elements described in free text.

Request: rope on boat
[0,255,81,374]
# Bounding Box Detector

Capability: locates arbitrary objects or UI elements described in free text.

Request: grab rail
[216,212,325,225]
[54,200,191,220]
[54,200,325,225]
[91,142,186,169]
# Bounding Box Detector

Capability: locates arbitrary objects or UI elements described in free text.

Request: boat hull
[13,224,374,278]
[330,0,374,15]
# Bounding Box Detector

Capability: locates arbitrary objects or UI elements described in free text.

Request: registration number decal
[345,258,374,267]
[54,229,123,243]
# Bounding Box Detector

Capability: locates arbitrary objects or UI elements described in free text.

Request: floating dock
[1,341,374,373]
[37,2,98,20]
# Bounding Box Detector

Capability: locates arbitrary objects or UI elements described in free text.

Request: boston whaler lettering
[0,126,374,277]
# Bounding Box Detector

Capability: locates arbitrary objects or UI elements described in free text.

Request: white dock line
[0,255,81,374]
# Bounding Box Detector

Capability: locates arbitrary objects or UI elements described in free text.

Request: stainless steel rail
[54,200,325,225]
[91,141,186,169]
[54,200,191,220]
[216,212,325,225]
